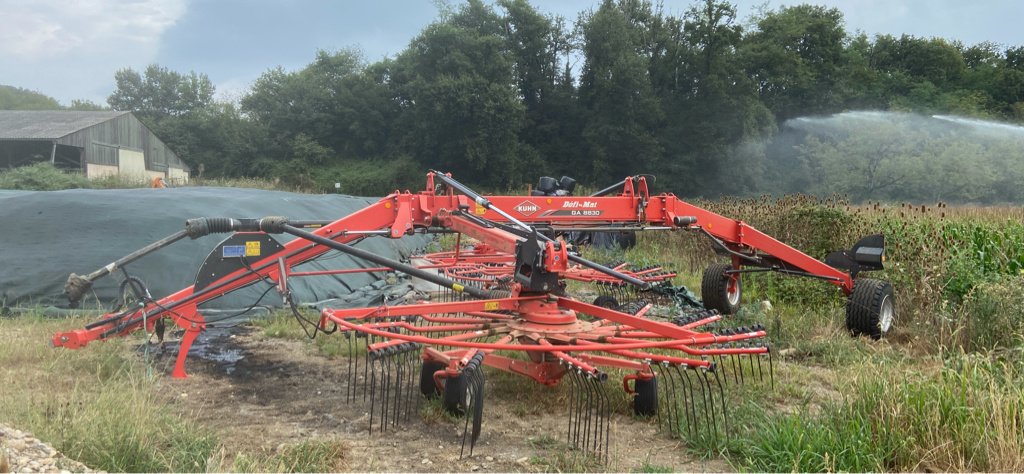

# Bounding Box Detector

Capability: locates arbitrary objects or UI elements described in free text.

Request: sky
[2,0,1022,106]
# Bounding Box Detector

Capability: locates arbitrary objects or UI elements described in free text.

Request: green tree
[673,0,775,195]
[742,4,847,120]
[0,85,60,110]
[108,65,214,117]
[390,0,527,187]
[498,0,579,177]
[68,99,109,111]
[576,0,664,182]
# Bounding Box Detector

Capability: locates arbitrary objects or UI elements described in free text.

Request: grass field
[2,197,1022,472]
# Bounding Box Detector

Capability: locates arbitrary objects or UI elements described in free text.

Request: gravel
[0,425,100,473]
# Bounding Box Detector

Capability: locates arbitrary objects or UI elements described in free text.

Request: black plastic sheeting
[0,188,430,310]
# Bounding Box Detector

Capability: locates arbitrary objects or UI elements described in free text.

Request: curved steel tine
[747,350,755,382]
[471,365,485,453]
[368,357,378,434]
[573,370,584,448]
[693,367,712,439]
[678,366,698,440]
[712,354,727,386]
[582,372,593,453]
[460,371,472,458]
[381,355,391,431]
[701,369,719,441]
[346,332,355,403]
[394,350,405,423]
[598,382,606,464]
[661,367,680,437]
[755,349,764,383]
[405,349,415,420]
[712,367,729,438]
[566,368,576,446]
[362,334,372,402]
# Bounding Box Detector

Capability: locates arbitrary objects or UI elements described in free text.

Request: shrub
[956,277,1024,351]
[312,157,424,196]
[0,163,91,190]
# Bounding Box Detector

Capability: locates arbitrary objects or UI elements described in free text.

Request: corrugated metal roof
[0,110,129,140]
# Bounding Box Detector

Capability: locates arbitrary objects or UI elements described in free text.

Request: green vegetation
[0,315,219,472]
[231,439,348,473]
[736,355,1024,472]
[638,196,1024,350]
[0,162,327,192]
[2,200,1022,471]
[251,310,350,358]
[597,198,1024,471]
[0,314,353,472]
[0,85,60,110]
[0,162,150,191]
[5,0,1024,201]
[528,435,605,472]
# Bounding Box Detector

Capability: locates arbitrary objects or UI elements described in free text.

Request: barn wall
[168,166,189,184]
[117,148,147,178]
[86,163,119,178]
[56,114,190,176]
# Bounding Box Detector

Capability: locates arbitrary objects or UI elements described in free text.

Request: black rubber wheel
[633,377,658,417]
[420,360,446,398]
[442,371,469,415]
[845,278,895,340]
[701,263,741,315]
[616,231,638,249]
[592,295,619,309]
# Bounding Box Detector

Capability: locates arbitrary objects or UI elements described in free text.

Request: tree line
[6,0,1024,200]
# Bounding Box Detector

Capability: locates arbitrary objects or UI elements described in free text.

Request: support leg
[172,326,202,379]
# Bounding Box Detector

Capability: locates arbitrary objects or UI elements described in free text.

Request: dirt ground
[155,327,730,472]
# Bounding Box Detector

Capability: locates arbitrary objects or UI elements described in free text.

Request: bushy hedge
[0,163,92,190]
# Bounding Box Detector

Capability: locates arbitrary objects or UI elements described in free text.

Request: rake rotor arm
[659,196,855,293]
[53,197,410,377]
[462,186,856,293]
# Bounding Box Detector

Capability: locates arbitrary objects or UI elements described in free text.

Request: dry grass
[0,315,218,472]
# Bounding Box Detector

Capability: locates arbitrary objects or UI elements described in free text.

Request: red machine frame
[53,171,862,383]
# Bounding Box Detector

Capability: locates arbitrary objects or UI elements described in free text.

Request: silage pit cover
[0,187,430,310]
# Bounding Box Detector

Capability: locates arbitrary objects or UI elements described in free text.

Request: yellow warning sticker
[452,283,465,293]
[245,241,261,256]
[484,301,499,311]
[475,204,486,215]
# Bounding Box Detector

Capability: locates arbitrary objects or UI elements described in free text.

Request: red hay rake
[53,171,894,459]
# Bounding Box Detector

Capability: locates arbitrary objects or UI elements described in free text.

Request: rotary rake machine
[52,170,893,459]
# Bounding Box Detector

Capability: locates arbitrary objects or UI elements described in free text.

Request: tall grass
[0,315,218,472]
[630,195,1024,352]
[738,354,1024,472]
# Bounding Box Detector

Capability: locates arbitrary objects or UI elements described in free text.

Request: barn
[0,110,190,184]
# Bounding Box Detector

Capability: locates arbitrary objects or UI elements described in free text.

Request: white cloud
[0,0,186,59]
[0,0,187,103]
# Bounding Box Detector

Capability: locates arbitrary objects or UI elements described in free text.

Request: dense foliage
[5,0,1024,200]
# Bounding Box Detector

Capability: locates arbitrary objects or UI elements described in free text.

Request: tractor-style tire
[845,278,895,340]
[442,371,469,415]
[616,231,638,250]
[592,295,619,309]
[633,377,658,417]
[702,263,741,315]
[420,360,446,399]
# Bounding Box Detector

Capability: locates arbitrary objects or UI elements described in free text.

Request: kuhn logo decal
[514,200,539,216]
